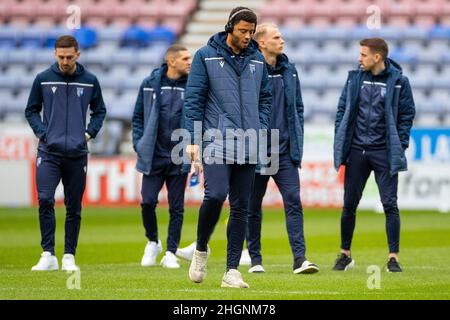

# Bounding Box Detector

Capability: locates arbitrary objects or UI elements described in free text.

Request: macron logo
[51,87,57,94]
[219,61,224,68]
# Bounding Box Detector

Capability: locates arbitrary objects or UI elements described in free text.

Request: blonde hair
[253,22,278,42]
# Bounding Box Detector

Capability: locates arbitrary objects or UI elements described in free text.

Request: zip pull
[362,149,366,155]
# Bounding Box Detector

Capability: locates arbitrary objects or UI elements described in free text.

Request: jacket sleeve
[24,75,46,140]
[183,49,209,144]
[86,76,107,139]
[132,80,145,151]
[258,63,272,131]
[294,68,304,136]
[335,75,349,135]
[397,77,416,150]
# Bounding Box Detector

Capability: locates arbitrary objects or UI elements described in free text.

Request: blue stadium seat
[44,26,71,48]
[112,49,139,67]
[33,48,54,65]
[323,27,351,40]
[8,48,35,67]
[429,25,450,39]
[97,26,123,42]
[21,27,44,48]
[0,26,18,48]
[107,92,137,121]
[389,48,418,64]
[351,25,376,40]
[403,26,428,40]
[295,27,323,41]
[4,91,29,115]
[72,26,98,49]
[0,48,10,68]
[121,25,151,48]
[149,25,176,44]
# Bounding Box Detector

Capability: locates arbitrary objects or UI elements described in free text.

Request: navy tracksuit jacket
[25,62,106,255]
[336,59,415,253]
[246,54,307,265]
[183,32,272,270]
[132,65,188,254]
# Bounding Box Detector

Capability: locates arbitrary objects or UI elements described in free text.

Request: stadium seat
[20,27,44,48]
[0,25,19,48]
[429,24,450,39]
[121,25,151,48]
[72,26,98,49]
[44,26,71,48]
[149,25,176,44]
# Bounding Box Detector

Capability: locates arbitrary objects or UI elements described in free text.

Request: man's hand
[187,144,202,174]
[186,144,200,162]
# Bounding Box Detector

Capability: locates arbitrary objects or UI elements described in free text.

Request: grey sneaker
[189,250,208,283]
[221,269,249,288]
[248,264,265,273]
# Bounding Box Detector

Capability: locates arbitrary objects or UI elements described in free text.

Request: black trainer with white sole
[293,258,319,274]
[387,257,402,272]
[333,253,355,271]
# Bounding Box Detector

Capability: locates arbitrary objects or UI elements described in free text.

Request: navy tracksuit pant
[341,147,400,253]
[196,162,256,271]
[247,153,306,265]
[141,157,187,254]
[36,150,87,256]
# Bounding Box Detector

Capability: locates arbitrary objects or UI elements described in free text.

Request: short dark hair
[360,38,389,60]
[55,35,79,51]
[164,44,188,61]
[228,7,257,29]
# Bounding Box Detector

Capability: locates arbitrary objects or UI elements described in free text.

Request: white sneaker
[61,254,79,271]
[221,269,249,288]
[31,252,59,271]
[189,250,208,283]
[176,241,211,261]
[239,249,252,266]
[160,251,180,269]
[248,264,265,273]
[141,240,162,267]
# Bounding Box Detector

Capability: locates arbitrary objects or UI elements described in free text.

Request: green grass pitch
[0,206,449,300]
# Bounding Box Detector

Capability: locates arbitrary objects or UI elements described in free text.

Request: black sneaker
[387,258,402,272]
[332,253,355,271]
[293,257,319,274]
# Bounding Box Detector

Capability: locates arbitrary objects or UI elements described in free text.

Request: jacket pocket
[136,138,144,154]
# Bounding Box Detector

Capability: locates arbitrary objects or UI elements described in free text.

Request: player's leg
[60,155,87,271]
[61,155,87,256]
[221,164,255,288]
[274,153,318,274]
[140,170,165,266]
[161,171,188,268]
[370,149,402,272]
[196,162,229,251]
[246,173,270,270]
[189,162,229,283]
[334,147,371,271]
[32,151,62,271]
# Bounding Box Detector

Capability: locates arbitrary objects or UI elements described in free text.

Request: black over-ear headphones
[224,8,255,33]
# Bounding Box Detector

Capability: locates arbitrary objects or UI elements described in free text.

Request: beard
[231,33,243,50]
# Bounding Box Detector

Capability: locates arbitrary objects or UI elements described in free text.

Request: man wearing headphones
[183,7,271,288]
